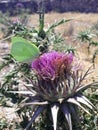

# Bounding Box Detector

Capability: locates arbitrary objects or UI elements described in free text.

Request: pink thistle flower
[31,51,73,80]
[19,51,98,130]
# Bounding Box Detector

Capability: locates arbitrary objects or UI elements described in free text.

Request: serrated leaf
[47,19,71,33]
[11,37,40,62]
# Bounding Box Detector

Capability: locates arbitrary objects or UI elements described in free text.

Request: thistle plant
[16,51,98,130]
[0,6,72,129]
[0,11,30,39]
[0,3,97,130]
[77,30,98,64]
[77,30,96,52]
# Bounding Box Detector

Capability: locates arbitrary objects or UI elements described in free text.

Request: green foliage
[77,29,98,64]
[46,19,71,33]
[0,4,98,130]
[0,10,73,129]
[0,118,8,129]
[77,30,95,42]
[92,21,98,35]
[81,89,98,130]
[15,59,98,130]
[0,11,29,39]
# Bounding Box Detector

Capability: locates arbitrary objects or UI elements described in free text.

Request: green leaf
[47,19,72,33]
[11,37,40,62]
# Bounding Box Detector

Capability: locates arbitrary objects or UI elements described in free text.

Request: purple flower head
[31,51,73,80]
[16,3,24,8]
[20,52,97,130]
[12,17,20,24]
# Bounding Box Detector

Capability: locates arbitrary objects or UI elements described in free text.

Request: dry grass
[27,12,98,81]
[29,12,98,34]
[29,12,98,25]
[0,12,98,77]
[0,12,98,129]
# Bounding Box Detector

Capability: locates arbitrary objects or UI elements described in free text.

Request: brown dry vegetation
[29,12,98,32]
[0,12,98,128]
[0,12,98,80]
[28,12,98,80]
[0,13,98,84]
